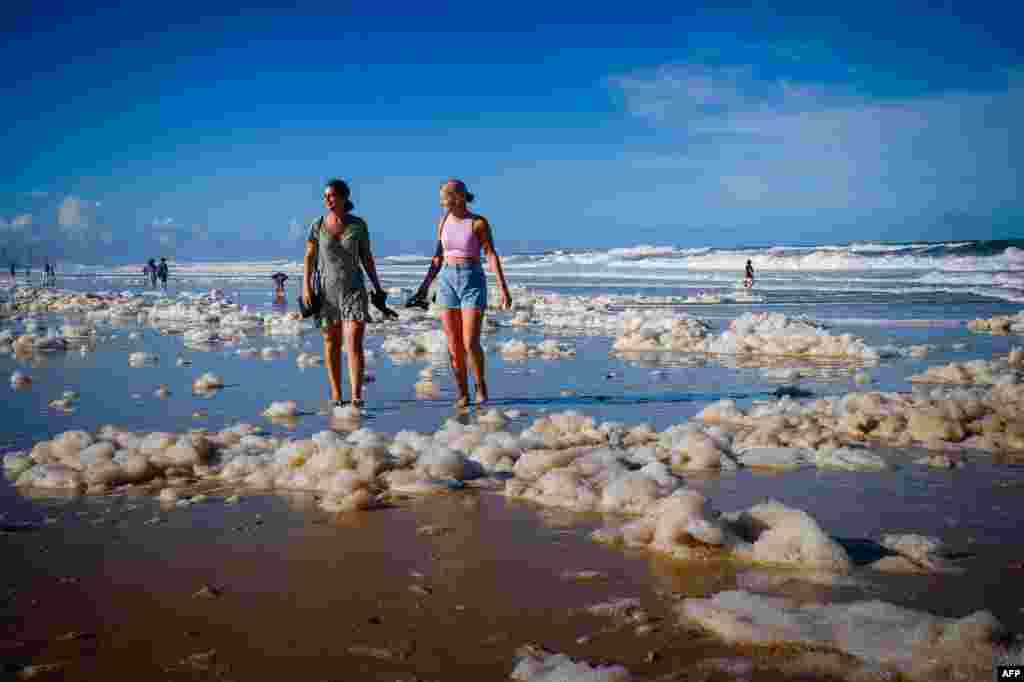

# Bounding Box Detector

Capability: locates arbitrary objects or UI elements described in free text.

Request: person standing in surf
[271,272,288,304]
[303,179,387,408]
[432,179,512,407]
[144,259,157,287]
[157,258,169,290]
[744,259,755,289]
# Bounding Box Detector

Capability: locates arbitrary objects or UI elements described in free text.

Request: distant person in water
[157,258,169,290]
[431,178,512,407]
[744,260,755,289]
[9,263,15,280]
[271,272,288,304]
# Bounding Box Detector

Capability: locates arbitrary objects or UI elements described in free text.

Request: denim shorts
[437,262,487,310]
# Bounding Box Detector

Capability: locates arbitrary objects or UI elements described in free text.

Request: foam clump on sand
[677,590,1008,681]
[193,372,225,391]
[499,338,576,358]
[609,310,879,361]
[296,352,322,367]
[381,329,447,356]
[909,348,1024,385]
[60,324,94,339]
[870,534,963,574]
[594,496,851,572]
[612,312,711,352]
[183,328,221,346]
[264,313,308,336]
[128,351,159,367]
[708,312,879,361]
[694,385,1024,453]
[657,424,738,470]
[3,451,34,475]
[968,311,1024,335]
[511,644,632,682]
[506,454,682,514]
[262,401,300,418]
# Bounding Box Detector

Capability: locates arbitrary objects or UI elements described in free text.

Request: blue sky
[1,1,1021,263]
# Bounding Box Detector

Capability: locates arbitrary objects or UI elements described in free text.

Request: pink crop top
[441,215,482,259]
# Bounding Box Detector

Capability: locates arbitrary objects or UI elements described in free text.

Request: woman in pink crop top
[426,179,512,407]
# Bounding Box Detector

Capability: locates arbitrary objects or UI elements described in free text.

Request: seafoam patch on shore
[968,311,1024,335]
[696,383,1024,454]
[909,348,1024,385]
[511,644,632,681]
[677,590,1010,681]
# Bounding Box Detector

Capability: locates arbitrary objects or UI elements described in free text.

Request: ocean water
[59,237,1024,304]
[5,238,1024,452]
[4,239,1024,676]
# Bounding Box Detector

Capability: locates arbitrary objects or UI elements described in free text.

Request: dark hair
[442,178,475,203]
[325,178,355,212]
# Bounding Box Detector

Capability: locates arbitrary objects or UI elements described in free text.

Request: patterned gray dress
[307,215,371,326]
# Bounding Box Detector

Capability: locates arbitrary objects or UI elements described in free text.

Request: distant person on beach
[157,258,169,290]
[271,272,288,304]
[431,178,512,407]
[9,263,14,280]
[744,260,755,289]
[144,259,157,287]
[303,178,387,408]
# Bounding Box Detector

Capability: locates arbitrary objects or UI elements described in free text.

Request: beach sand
[6,483,1015,682]
[3,279,1024,679]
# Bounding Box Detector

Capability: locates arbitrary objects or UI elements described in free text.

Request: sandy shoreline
[4,283,1024,679]
[4,454,1023,680]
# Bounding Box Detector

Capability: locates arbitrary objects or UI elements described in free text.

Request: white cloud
[608,64,1024,221]
[57,196,103,244]
[58,196,86,227]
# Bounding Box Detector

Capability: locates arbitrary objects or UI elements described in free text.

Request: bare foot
[352,398,365,408]
[454,395,470,409]
[475,394,489,405]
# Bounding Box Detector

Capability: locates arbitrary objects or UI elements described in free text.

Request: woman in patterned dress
[303,179,385,407]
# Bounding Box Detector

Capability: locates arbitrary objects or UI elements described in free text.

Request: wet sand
[4,281,1024,679]
[0,487,787,681]
[4,461,1023,680]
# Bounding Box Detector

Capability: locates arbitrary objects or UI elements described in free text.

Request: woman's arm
[303,240,316,304]
[417,240,444,293]
[359,226,384,293]
[412,216,447,300]
[476,217,511,309]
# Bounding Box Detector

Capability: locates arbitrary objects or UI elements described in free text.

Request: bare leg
[345,320,366,404]
[461,307,487,403]
[441,309,469,405]
[323,322,344,402]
